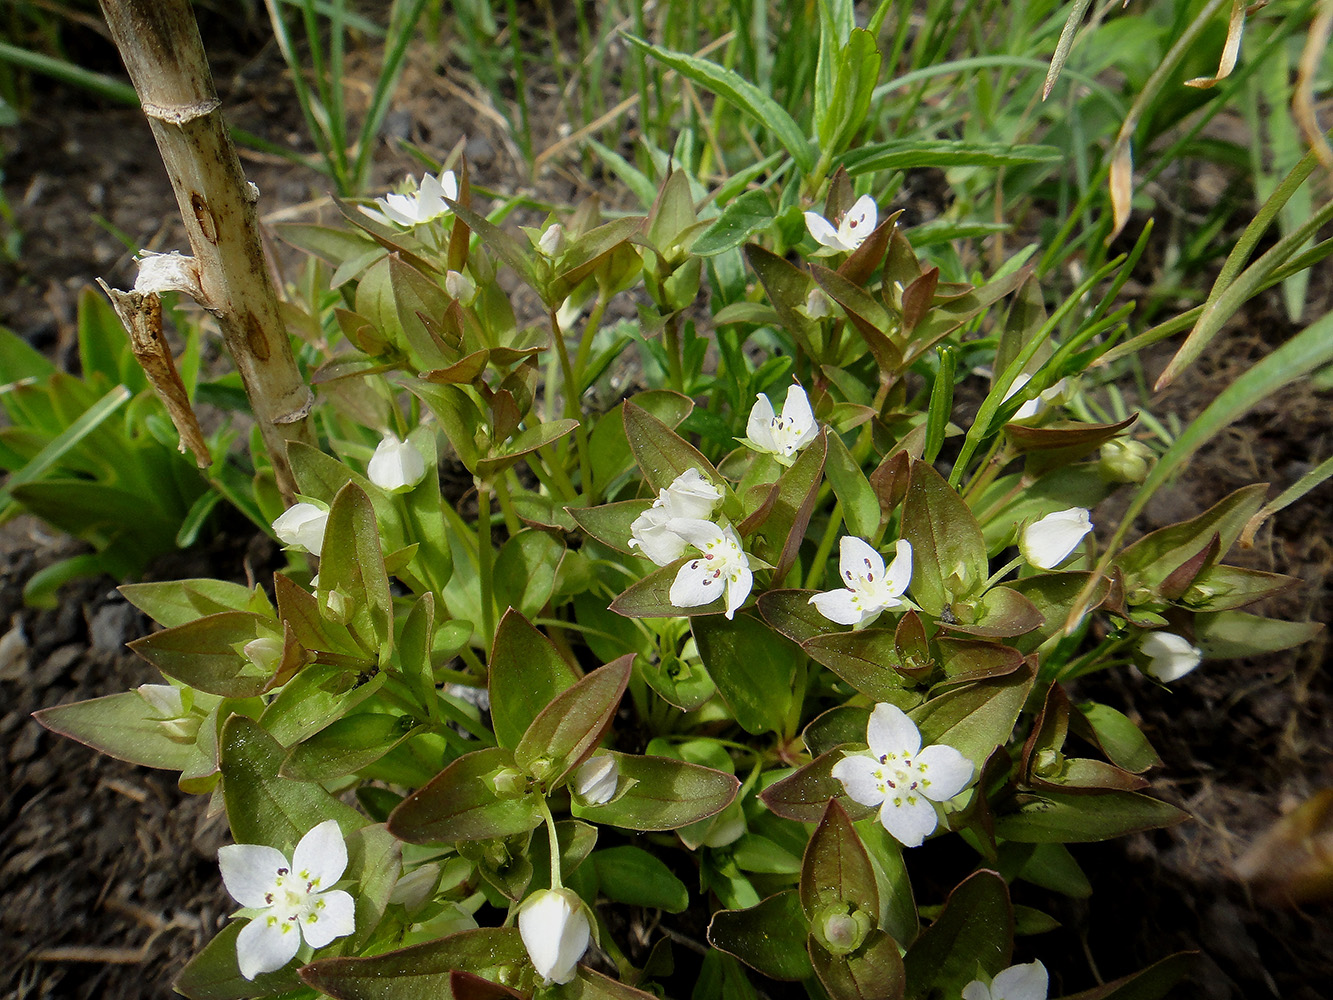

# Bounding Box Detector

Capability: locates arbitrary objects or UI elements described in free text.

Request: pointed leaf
[708,890,815,981]
[515,655,632,785]
[900,460,987,615]
[388,746,542,844]
[572,752,739,831]
[903,870,1012,1000]
[692,613,796,735]
[489,608,580,749]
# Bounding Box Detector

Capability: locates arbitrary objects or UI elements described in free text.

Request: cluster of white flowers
[832,703,974,848]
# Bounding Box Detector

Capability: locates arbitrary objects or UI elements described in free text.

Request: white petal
[1140,632,1201,682]
[291,820,348,888]
[670,557,725,610]
[839,536,886,587]
[519,890,589,986]
[804,211,847,250]
[867,703,921,759]
[272,503,328,554]
[218,844,288,907]
[878,793,938,848]
[881,539,914,598]
[1011,397,1043,420]
[962,981,994,1000]
[666,517,727,552]
[299,889,356,949]
[572,755,619,805]
[382,192,419,226]
[1002,373,1031,402]
[838,195,877,250]
[551,902,591,984]
[439,170,459,202]
[779,384,814,433]
[724,561,753,619]
[991,961,1049,1000]
[914,744,974,802]
[664,468,722,520]
[368,435,427,492]
[419,172,447,203]
[746,393,779,452]
[809,588,868,626]
[1020,507,1093,570]
[235,912,302,980]
[831,754,886,807]
[628,509,687,566]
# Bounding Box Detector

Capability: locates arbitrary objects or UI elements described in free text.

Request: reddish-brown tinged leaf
[566,500,653,555]
[900,460,988,617]
[515,655,632,786]
[388,747,542,844]
[1059,952,1195,1000]
[801,800,879,918]
[489,609,580,750]
[707,890,814,981]
[572,751,739,831]
[935,637,1024,686]
[900,267,938,334]
[940,586,1044,638]
[902,870,1013,1000]
[758,589,842,644]
[868,450,911,517]
[128,611,273,698]
[802,629,909,702]
[761,748,873,824]
[809,930,906,1000]
[448,971,526,1000]
[622,400,720,494]
[838,214,898,287]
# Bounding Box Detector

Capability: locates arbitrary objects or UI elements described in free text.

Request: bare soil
[2,12,1332,1000]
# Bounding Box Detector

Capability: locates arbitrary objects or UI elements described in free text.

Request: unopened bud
[1099,438,1153,484]
[445,269,477,304]
[324,588,352,623]
[492,766,527,798]
[803,287,832,319]
[389,863,441,910]
[538,223,566,257]
[137,683,185,719]
[571,754,619,805]
[243,637,284,675]
[518,888,590,985]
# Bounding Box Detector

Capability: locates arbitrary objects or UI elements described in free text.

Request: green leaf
[390,254,452,368]
[260,663,386,748]
[128,612,273,698]
[120,579,267,627]
[319,482,393,651]
[494,528,564,619]
[758,589,843,644]
[801,800,879,918]
[624,34,815,173]
[994,789,1189,843]
[912,660,1036,771]
[1074,703,1162,774]
[301,928,532,1000]
[902,870,1012,1000]
[692,190,775,257]
[219,716,364,849]
[345,823,403,951]
[591,846,689,913]
[900,460,987,616]
[488,609,580,749]
[515,655,632,785]
[1193,610,1322,658]
[572,752,739,831]
[477,418,580,478]
[802,629,909,701]
[281,713,420,781]
[389,746,542,844]
[623,400,721,494]
[691,612,797,735]
[740,429,827,582]
[760,749,868,824]
[824,431,881,540]
[34,691,211,772]
[809,930,906,1000]
[567,500,651,555]
[708,890,815,981]
[841,140,1062,174]
[1060,952,1195,1000]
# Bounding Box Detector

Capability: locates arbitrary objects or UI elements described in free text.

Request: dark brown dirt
[3,11,1333,1000]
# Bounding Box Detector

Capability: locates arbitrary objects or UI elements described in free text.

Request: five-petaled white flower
[668,520,753,620]
[367,433,428,493]
[518,888,591,985]
[629,469,724,566]
[368,170,458,228]
[272,502,328,555]
[218,820,355,980]
[832,703,974,848]
[804,194,878,254]
[810,537,913,626]
[963,961,1049,1000]
[1139,631,1202,682]
[1020,507,1093,570]
[744,384,819,465]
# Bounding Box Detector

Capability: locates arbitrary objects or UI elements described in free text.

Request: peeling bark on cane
[96,0,314,501]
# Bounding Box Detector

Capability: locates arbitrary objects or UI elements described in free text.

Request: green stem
[477,479,495,641]
[549,306,592,499]
[982,555,1024,591]
[804,501,844,590]
[494,472,524,537]
[537,796,563,890]
[571,293,609,385]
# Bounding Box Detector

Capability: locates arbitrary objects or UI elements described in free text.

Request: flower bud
[1099,438,1153,484]
[571,754,618,805]
[243,636,284,675]
[445,269,477,304]
[368,434,428,492]
[492,766,527,798]
[272,502,328,554]
[1139,631,1202,682]
[389,863,440,910]
[537,223,566,257]
[324,587,352,623]
[518,888,590,985]
[1020,507,1093,570]
[137,683,185,719]
[803,287,832,319]
[813,904,872,957]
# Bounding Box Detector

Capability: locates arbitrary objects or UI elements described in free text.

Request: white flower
[1139,632,1202,682]
[831,703,974,848]
[218,819,355,980]
[1003,373,1069,421]
[668,520,753,620]
[803,286,832,319]
[1020,507,1093,570]
[804,194,877,253]
[810,538,913,627]
[272,502,328,555]
[744,384,819,465]
[367,433,428,492]
[445,269,477,305]
[628,468,723,566]
[963,961,1049,1000]
[537,223,566,256]
[370,170,458,228]
[518,888,590,985]
[571,754,618,805]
